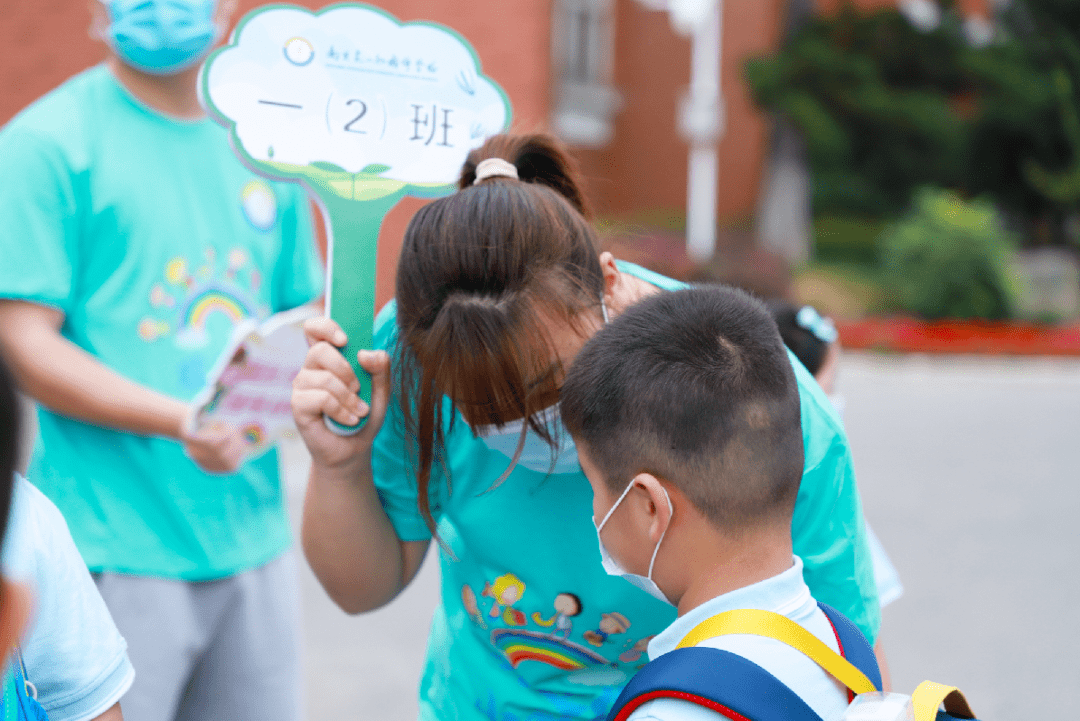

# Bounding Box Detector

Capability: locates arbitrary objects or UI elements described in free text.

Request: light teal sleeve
[273,185,324,311]
[788,352,881,643]
[0,127,80,312]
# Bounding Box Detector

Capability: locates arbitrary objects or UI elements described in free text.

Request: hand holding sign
[290,316,394,470]
[201,4,511,433]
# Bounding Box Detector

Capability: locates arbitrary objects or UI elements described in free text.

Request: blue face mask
[474,297,610,479]
[106,0,219,75]
[476,405,582,477]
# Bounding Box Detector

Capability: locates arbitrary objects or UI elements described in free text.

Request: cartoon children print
[583,612,631,648]
[531,592,582,639]
[462,584,487,629]
[482,573,528,626]
[470,570,647,675]
[617,635,656,664]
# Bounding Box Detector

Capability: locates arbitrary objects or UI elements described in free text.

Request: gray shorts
[94,551,301,721]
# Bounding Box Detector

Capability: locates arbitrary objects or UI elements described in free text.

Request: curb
[836,318,1080,356]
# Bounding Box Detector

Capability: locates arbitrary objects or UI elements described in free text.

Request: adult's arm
[293,318,429,613]
[0,300,245,473]
[302,460,430,613]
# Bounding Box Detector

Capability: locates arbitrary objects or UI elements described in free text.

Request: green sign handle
[316,188,408,435]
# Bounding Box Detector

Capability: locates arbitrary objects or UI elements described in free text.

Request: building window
[551,0,622,147]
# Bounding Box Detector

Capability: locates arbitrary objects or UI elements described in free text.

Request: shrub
[878,188,1016,319]
[814,214,885,264]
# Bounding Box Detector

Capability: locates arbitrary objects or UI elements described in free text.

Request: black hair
[0,354,21,545]
[560,286,804,531]
[766,300,829,377]
[556,592,583,616]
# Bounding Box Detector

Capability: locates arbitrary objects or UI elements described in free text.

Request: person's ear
[87,0,110,42]
[599,252,620,309]
[632,473,673,545]
[0,579,32,660]
[214,0,239,30]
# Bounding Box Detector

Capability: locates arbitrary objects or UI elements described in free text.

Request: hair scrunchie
[473,158,519,184]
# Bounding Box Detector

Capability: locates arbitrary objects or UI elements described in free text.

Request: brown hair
[458,134,593,219]
[395,134,602,535]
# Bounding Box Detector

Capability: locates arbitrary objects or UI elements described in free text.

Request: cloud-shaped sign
[201,4,511,188]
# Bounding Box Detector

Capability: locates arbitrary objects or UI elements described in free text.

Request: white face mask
[475,405,581,476]
[593,479,674,606]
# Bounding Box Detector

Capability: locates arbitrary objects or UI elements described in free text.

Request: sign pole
[317,187,404,430]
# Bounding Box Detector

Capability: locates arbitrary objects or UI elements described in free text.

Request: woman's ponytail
[459,134,593,219]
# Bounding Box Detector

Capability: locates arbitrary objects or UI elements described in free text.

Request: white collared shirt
[627,556,850,721]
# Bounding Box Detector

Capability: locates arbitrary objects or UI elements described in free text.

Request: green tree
[745,2,971,216]
[746,0,1080,245]
[964,0,1080,229]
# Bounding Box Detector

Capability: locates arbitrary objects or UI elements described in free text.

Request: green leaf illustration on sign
[201,2,512,433]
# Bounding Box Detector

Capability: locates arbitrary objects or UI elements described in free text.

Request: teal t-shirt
[371,261,880,721]
[0,66,323,579]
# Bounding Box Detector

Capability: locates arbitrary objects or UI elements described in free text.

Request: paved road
[280,440,438,721]
[839,352,1080,720]
[286,351,1080,720]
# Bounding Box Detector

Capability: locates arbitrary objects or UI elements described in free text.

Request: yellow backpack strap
[911,681,976,721]
[675,609,877,696]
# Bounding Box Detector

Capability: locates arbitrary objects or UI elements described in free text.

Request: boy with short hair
[560,286,872,721]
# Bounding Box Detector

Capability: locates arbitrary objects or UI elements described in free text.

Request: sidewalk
[280,439,440,721]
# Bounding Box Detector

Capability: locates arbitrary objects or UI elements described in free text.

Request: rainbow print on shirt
[184,289,249,327]
[173,285,257,349]
[490,628,610,671]
[140,248,267,349]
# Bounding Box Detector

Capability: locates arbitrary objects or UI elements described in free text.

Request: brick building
[2,0,992,305]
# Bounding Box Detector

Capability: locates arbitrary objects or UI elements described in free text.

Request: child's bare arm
[92,703,123,721]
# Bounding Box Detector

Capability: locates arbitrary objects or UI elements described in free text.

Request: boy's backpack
[1,653,49,721]
[605,602,978,721]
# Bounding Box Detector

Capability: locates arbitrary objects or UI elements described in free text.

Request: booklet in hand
[188,305,316,456]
